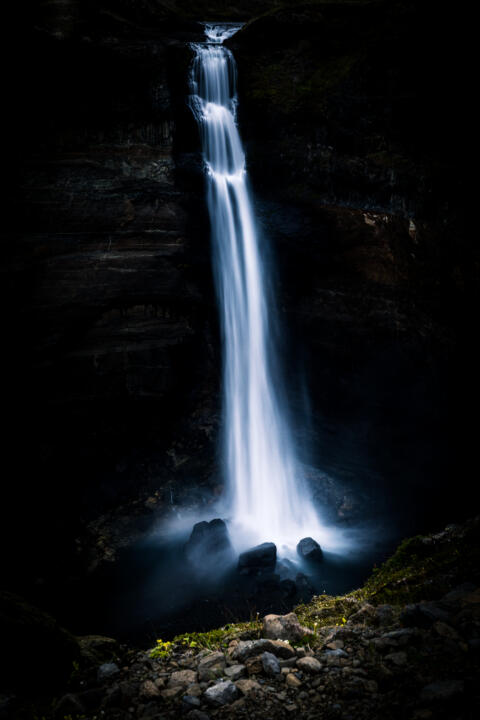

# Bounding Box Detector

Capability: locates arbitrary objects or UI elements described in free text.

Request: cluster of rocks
[45,583,480,720]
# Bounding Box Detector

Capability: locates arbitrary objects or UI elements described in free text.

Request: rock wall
[1,1,476,595]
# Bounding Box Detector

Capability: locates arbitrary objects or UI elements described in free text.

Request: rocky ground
[2,516,479,720]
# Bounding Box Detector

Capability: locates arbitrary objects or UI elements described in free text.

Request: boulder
[204,680,239,706]
[185,519,234,568]
[238,542,276,575]
[262,612,313,643]
[296,537,323,563]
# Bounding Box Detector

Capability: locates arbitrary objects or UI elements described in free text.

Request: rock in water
[297,537,323,563]
[185,519,234,569]
[238,542,276,575]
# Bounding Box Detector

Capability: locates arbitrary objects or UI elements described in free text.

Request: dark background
[0,0,476,627]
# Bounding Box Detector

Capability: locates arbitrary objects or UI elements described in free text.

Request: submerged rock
[185,519,234,569]
[238,542,276,575]
[297,537,323,563]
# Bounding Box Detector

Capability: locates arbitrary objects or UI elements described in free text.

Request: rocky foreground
[2,516,479,720]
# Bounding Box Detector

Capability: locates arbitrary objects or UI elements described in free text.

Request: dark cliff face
[2,4,219,587]
[227,0,475,525]
[1,0,475,597]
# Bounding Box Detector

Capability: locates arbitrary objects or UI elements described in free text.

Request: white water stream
[190,24,326,552]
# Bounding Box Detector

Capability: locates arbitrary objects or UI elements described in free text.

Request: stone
[296,656,322,673]
[187,712,211,720]
[97,663,120,681]
[198,651,226,681]
[182,695,201,710]
[433,622,461,641]
[185,519,234,569]
[261,652,281,676]
[140,680,161,698]
[224,664,246,680]
[245,656,263,675]
[238,542,277,574]
[384,651,407,666]
[286,673,302,688]
[169,669,198,687]
[162,685,185,700]
[420,680,464,701]
[186,683,203,697]
[262,612,313,643]
[233,639,295,662]
[297,537,323,563]
[235,678,261,695]
[204,680,240,706]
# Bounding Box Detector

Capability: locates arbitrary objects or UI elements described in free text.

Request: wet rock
[232,638,295,662]
[280,579,298,599]
[97,662,120,681]
[238,542,276,575]
[262,612,313,643]
[204,679,239,706]
[261,652,281,676]
[185,519,234,568]
[224,664,246,680]
[296,656,322,673]
[297,537,323,563]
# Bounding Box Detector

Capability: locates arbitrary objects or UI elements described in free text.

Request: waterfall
[190,24,324,551]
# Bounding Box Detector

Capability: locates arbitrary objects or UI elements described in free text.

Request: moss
[296,522,480,637]
[150,520,480,657]
[172,620,261,651]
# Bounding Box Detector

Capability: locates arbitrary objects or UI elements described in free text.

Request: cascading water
[190,24,325,552]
